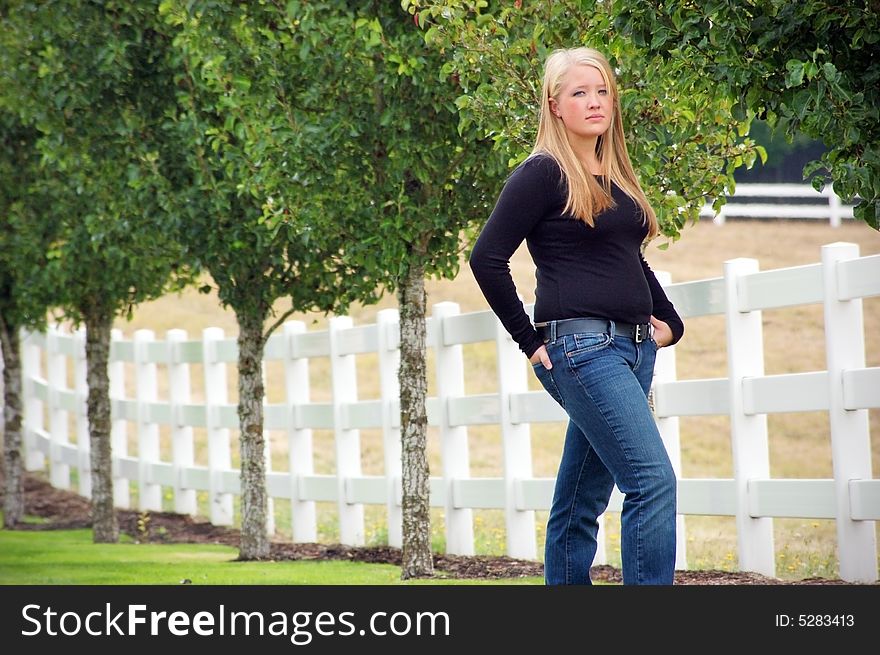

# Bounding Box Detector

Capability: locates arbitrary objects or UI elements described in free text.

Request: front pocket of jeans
[565,332,612,356]
[564,332,613,369]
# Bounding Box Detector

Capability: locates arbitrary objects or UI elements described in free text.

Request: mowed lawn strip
[0,528,544,586]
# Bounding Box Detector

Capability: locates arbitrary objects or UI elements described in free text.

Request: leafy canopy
[160,0,383,329]
[0,0,192,324]
[615,0,880,229]
[405,0,767,241]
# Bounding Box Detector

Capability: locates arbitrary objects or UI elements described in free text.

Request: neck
[569,135,601,174]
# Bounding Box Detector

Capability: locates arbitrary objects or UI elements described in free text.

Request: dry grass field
[109,218,879,579]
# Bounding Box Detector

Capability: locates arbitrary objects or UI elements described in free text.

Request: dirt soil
[6,473,866,585]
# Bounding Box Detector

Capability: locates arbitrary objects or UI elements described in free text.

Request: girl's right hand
[529,344,552,369]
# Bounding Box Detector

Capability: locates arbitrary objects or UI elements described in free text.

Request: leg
[544,419,614,585]
[540,333,677,584]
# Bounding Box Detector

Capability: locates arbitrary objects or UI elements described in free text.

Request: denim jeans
[532,322,677,585]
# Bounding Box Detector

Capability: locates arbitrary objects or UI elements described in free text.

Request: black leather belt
[535,317,652,343]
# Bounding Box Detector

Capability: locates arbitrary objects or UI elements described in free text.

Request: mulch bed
[4,473,867,585]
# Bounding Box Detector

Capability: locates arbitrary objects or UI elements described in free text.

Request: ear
[548,97,560,118]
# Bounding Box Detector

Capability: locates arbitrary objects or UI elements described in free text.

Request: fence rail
[17,242,880,582]
[701,183,856,226]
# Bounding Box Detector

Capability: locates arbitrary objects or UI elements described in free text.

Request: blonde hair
[531,47,658,238]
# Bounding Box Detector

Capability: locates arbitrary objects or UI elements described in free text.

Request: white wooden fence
[17,242,880,582]
[701,183,856,226]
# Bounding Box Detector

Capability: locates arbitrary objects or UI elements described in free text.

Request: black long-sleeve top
[469,154,684,358]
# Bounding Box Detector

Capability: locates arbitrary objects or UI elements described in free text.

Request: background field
[98,218,880,579]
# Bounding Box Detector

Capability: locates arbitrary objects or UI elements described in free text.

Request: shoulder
[506,153,563,189]
[518,152,562,178]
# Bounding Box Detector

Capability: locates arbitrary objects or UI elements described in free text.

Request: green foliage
[159,0,383,328]
[0,0,193,325]
[157,1,397,560]
[404,0,764,241]
[613,0,880,229]
[0,113,55,332]
[295,2,507,287]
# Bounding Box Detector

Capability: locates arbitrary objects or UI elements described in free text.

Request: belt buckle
[634,323,646,343]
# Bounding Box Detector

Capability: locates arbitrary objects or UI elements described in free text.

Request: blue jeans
[532,323,676,585]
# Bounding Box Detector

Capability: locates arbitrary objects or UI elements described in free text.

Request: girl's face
[549,64,612,143]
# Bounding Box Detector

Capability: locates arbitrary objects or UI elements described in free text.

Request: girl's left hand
[649,316,673,348]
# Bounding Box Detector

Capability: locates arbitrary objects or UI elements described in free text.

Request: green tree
[0,0,193,542]
[614,0,880,229]
[322,2,508,577]
[0,114,56,527]
[406,0,770,240]
[159,0,381,560]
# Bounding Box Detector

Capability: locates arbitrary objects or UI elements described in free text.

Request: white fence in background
[18,242,880,582]
[701,183,856,226]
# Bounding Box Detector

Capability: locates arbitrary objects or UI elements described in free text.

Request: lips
[586,114,604,120]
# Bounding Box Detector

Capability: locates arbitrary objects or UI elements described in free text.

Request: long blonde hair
[531,47,658,238]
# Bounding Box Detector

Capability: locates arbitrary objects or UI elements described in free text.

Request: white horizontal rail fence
[700,183,856,226]
[18,242,880,582]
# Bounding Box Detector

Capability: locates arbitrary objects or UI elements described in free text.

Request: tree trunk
[398,259,433,578]
[236,312,269,560]
[85,311,118,543]
[1,318,25,527]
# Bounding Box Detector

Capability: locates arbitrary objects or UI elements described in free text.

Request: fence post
[283,321,317,542]
[821,242,877,582]
[828,185,842,228]
[494,316,536,560]
[653,271,688,570]
[167,329,196,515]
[432,302,475,555]
[724,258,775,576]
[74,328,90,498]
[22,331,45,472]
[203,327,233,525]
[109,329,130,509]
[21,332,46,471]
[47,325,70,489]
[134,329,161,511]
[595,509,608,566]
[328,315,364,545]
[265,425,276,537]
[376,309,403,548]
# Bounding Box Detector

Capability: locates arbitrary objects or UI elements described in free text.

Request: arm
[640,254,684,346]
[469,157,556,358]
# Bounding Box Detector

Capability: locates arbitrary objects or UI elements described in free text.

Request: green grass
[0,527,544,586]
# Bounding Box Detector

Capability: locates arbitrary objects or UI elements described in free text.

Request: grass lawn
[0,528,544,586]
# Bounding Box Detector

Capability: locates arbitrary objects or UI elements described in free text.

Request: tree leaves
[162,0,384,327]
[617,0,880,230]
[1,0,195,325]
